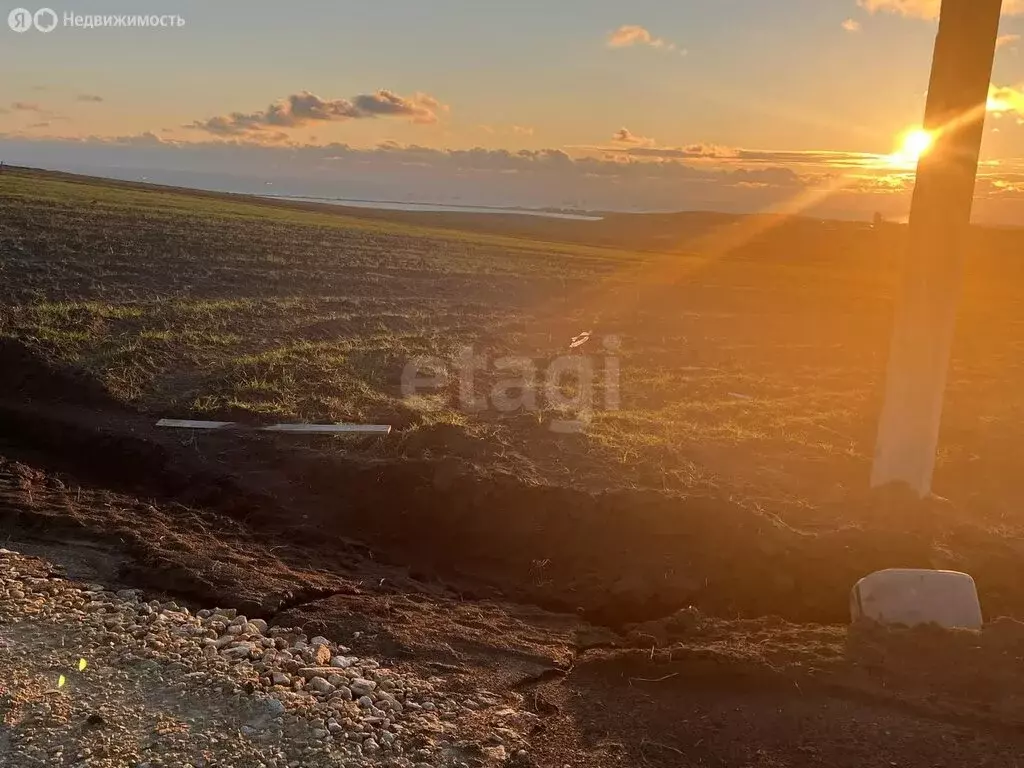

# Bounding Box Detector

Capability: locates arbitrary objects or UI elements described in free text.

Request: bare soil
[6,169,1024,765]
[2,338,1024,766]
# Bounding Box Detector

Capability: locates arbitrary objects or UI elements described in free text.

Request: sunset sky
[3,0,1024,220]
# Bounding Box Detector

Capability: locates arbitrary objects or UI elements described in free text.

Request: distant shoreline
[261,194,604,221]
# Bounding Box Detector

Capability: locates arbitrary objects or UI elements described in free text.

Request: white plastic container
[850,568,983,630]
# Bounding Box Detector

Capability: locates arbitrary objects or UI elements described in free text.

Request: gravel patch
[0,549,533,767]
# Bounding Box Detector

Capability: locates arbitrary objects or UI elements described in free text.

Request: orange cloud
[997,33,1021,49]
[858,0,1024,18]
[607,25,678,51]
[612,128,655,147]
[188,90,445,138]
[600,142,888,169]
[18,131,1024,222]
[988,84,1024,116]
[842,18,862,32]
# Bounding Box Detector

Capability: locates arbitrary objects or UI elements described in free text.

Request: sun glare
[888,128,934,167]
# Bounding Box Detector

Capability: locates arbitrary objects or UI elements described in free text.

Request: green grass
[0,170,657,270]
[6,166,1024,525]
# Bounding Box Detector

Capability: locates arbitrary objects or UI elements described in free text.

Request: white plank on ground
[156,419,391,434]
[259,423,392,434]
[156,420,236,429]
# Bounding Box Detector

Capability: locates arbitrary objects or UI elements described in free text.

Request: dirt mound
[0,363,1020,633]
[579,611,1024,734]
[5,422,1024,767]
[215,446,965,626]
[844,618,1024,722]
[0,396,1018,630]
[528,616,1024,767]
[0,338,116,408]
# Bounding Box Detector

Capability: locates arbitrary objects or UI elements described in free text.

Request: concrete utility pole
[871,0,1003,496]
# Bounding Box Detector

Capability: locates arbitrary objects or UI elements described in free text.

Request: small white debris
[570,330,592,349]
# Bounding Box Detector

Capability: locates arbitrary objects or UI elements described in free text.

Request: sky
[3,0,1024,220]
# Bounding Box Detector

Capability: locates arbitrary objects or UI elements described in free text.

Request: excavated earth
[4,338,1024,766]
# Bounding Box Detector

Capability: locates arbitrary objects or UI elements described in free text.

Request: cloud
[512,125,534,136]
[612,128,655,147]
[11,130,1024,221]
[601,141,884,169]
[118,131,168,146]
[607,25,679,51]
[858,0,1024,18]
[604,143,733,160]
[77,94,104,103]
[9,102,68,122]
[28,122,51,129]
[988,84,1024,116]
[980,175,1024,195]
[856,0,938,17]
[735,148,881,168]
[0,132,813,209]
[188,89,445,138]
[998,33,1020,49]
[842,18,862,32]
[351,91,440,122]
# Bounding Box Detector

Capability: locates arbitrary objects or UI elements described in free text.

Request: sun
[901,129,934,159]
[889,128,935,167]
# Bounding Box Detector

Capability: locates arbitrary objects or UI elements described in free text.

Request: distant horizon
[6,2,1024,225]
[3,1,1024,227]
[2,159,910,224]
[18,158,1024,229]
[264,193,603,217]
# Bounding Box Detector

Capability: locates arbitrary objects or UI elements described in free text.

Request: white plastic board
[156,419,391,434]
[850,568,983,630]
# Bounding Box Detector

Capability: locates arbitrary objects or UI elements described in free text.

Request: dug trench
[0,337,1020,630]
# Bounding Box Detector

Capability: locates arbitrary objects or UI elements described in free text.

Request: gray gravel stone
[0,548,508,768]
[308,677,335,695]
[265,699,286,717]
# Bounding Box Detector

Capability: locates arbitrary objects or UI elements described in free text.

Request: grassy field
[4,166,1024,524]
